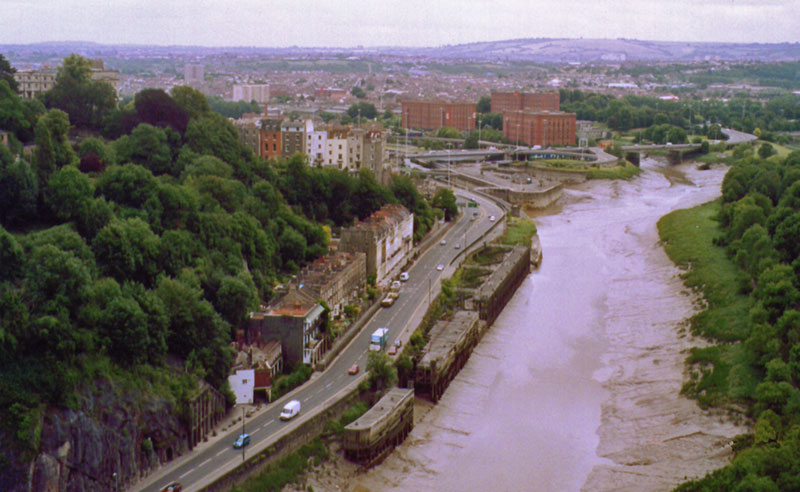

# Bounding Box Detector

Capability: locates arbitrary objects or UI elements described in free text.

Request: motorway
[139,189,504,492]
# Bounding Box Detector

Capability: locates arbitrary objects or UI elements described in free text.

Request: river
[340,157,748,492]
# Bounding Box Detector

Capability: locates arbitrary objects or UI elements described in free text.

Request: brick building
[401,100,476,132]
[491,91,560,114]
[339,204,414,284]
[502,110,577,147]
[281,120,306,157]
[260,119,282,160]
[233,118,261,156]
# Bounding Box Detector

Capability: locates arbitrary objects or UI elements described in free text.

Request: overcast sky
[1,0,798,47]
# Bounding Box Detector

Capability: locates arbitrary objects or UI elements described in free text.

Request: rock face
[3,379,188,492]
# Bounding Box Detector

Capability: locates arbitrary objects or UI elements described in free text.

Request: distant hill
[2,38,800,63]
[378,38,800,63]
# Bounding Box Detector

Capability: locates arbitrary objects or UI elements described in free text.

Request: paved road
[138,190,504,492]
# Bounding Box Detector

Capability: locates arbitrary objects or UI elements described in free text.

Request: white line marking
[216,448,226,457]
[179,468,195,479]
[199,458,211,467]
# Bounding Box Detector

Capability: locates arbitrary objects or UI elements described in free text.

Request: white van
[399,272,409,281]
[280,400,301,420]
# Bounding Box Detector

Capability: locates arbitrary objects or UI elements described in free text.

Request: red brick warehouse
[490,91,560,113]
[502,110,577,147]
[401,100,477,132]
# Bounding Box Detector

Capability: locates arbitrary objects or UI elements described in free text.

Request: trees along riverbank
[659,149,800,490]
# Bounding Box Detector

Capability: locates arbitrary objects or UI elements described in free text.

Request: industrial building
[401,100,476,132]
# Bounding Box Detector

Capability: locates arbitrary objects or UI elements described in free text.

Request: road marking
[179,468,195,479]
[216,448,226,457]
[199,458,211,467]
[250,428,259,435]
[326,381,333,388]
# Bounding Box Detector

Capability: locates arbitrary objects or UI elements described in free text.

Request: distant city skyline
[1,0,797,48]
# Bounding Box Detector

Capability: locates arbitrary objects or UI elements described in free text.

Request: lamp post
[112,472,118,491]
[447,146,451,189]
[477,114,481,150]
[241,406,246,462]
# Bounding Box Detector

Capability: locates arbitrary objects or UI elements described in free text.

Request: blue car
[233,433,250,449]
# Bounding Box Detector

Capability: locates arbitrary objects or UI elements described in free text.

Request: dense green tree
[0,54,18,93]
[437,126,461,139]
[0,79,44,143]
[115,123,174,175]
[26,244,92,314]
[170,85,210,119]
[476,96,491,113]
[346,102,377,120]
[132,88,189,134]
[97,163,158,209]
[184,112,252,177]
[92,218,161,286]
[759,143,777,160]
[0,158,38,227]
[0,225,23,281]
[33,109,76,185]
[45,165,93,222]
[432,187,459,221]
[206,95,260,119]
[42,54,117,130]
[215,274,257,327]
[366,350,397,391]
[350,86,366,99]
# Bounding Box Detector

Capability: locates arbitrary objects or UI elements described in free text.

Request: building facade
[325,126,349,168]
[502,110,577,147]
[401,100,476,132]
[338,204,414,284]
[233,118,261,156]
[13,69,56,99]
[490,91,560,114]
[184,64,204,85]
[233,84,270,103]
[361,129,386,183]
[248,287,327,368]
[292,251,367,319]
[260,119,282,160]
[281,120,306,158]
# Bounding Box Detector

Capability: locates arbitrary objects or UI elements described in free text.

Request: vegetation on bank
[587,162,642,180]
[657,148,800,490]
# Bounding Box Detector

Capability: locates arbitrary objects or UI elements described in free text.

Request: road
[138,189,504,492]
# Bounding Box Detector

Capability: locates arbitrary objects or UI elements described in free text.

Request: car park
[233,433,250,449]
[348,364,360,375]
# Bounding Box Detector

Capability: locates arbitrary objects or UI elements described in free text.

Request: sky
[1,0,798,48]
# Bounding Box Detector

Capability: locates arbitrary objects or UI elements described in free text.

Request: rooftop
[344,388,414,431]
[419,311,480,368]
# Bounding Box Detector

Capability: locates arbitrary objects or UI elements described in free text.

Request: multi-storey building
[260,119,282,160]
[347,128,364,171]
[233,84,270,103]
[490,91,560,114]
[401,100,476,132]
[281,120,306,158]
[325,126,349,168]
[305,119,327,165]
[233,118,261,156]
[361,129,386,183]
[184,64,204,85]
[291,252,367,318]
[13,60,120,99]
[502,110,577,148]
[339,204,414,284]
[315,87,347,101]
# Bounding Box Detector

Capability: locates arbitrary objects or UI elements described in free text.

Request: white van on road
[280,400,301,420]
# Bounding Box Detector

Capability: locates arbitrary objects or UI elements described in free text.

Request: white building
[233,84,270,104]
[228,369,255,405]
[306,121,327,166]
[325,127,349,169]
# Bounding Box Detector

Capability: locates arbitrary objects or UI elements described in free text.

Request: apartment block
[401,100,476,132]
[325,126,349,168]
[281,120,306,158]
[184,64,204,85]
[260,119,282,160]
[291,251,367,318]
[233,118,261,156]
[502,110,577,147]
[233,84,270,103]
[490,91,560,114]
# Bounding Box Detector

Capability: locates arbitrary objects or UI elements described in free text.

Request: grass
[232,437,330,492]
[658,199,757,407]
[500,217,537,247]
[587,163,642,180]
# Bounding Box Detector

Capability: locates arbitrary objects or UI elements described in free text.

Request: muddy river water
[347,158,749,492]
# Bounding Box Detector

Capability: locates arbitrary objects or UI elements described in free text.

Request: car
[436,264,444,271]
[233,433,250,449]
[161,482,183,492]
[388,344,398,355]
[489,215,496,222]
[440,239,447,245]
[399,272,409,281]
[280,400,301,420]
[454,243,461,249]
[348,363,360,375]
[394,339,402,348]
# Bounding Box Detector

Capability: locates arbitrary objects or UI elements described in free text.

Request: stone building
[233,118,261,156]
[248,286,327,368]
[188,383,226,449]
[260,119,282,160]
[292,252,367,318]
[361,128,386,183]
[13,69,56,99]
[401,100,476,132]
[281,120,306,158]
[325,126,349,168]
[339,204,414,284]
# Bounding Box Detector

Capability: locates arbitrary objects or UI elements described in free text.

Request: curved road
[138,189,504,492]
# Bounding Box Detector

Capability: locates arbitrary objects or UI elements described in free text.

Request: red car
[388,345,398,356]
[348,364,359,375]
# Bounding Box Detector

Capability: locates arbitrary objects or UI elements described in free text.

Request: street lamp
[112,472,118,491]
[477,114,481,150]
[241,406,246,462]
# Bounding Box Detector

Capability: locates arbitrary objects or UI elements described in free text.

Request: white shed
[228,369,255,405]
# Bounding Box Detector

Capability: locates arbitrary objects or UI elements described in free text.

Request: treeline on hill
[672,149,800,491]
[559,89,800,137]
[0,53,440,460]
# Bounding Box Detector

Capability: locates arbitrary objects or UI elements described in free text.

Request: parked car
[394,339,402,348]
[440,239,447,245]
[233,433,250,449]
[399,272,409,281]
[161,482,183,492]
[436,264,444,271]
[348,364,360,375]
[388,344,398,356]
[454,243,461,249]
[489,215,496,222]
[280,400,301,420]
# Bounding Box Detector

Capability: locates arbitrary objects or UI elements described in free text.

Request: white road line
[215,448,226,457]
[179,468,195,479]
[250,428,259,435]
[326,381,334,388]
[199,458,211,467]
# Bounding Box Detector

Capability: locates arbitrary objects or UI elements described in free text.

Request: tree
[131,88,190,135]
[0,54,18,93]
[92,218,161,286]
[115,123,174,175]
[477,96,491,113]
[0,225,23,281]
[0,158,38,227]
[350,86,366,99]
[45,165,93,222]
[43,54,117,130]
[346,102,377,121]
[464,131,479,149]
[433,187,459,221]
[366,350,397,391]
[759,143,777,160]
[33,109,76,185]
[169,85,210,119]
[437,127,461,139]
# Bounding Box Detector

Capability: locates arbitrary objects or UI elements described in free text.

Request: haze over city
[1,0,798,47]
